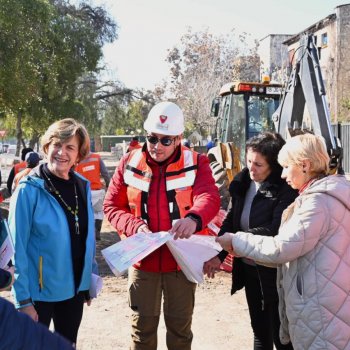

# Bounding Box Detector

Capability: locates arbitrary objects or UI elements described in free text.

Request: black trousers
[34,293,85,345]
[243,263,293,350]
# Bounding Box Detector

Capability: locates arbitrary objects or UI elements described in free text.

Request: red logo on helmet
[159,115,167,123]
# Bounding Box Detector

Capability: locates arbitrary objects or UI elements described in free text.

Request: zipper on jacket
[158,166,163,272]
[39,256,44,291]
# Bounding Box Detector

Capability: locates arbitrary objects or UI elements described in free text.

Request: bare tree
[165,28,260,136]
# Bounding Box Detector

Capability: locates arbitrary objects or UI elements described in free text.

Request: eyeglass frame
[146,135,178,147]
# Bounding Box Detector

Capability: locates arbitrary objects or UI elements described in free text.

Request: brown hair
[41,118,90,161]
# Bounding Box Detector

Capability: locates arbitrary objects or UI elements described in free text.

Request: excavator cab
[208,80,283,208]
[209,34,343,210]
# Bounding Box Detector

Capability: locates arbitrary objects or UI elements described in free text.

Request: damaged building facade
[259,3,350,122]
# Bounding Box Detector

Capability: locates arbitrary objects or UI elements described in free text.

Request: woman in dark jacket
[204,132,297,350]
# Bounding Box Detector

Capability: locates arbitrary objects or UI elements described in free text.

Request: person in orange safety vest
[75,152,110,240]
[6,147,33,195]
[127,136,142,153]
[12,152,40,193]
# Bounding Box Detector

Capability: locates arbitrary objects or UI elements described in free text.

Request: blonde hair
[41,118,90,161]
[278,134,330,175]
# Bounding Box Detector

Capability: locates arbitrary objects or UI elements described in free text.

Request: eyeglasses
[146,135,177,147]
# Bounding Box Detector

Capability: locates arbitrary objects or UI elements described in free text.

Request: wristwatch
[186,214,202,232]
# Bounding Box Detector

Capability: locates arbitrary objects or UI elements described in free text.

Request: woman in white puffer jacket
[217,134,350,350]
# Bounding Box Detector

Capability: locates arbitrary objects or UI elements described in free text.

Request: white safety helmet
[144,101,184,136]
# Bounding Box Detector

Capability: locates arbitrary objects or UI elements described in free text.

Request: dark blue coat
[0,297,74,350]
[0,269,11,290]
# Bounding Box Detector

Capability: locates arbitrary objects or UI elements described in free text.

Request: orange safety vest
[75,153,103,190]
[13,168,31,191]
[127,143,142,153]
[124,146,205,231]
[14,161,27,175]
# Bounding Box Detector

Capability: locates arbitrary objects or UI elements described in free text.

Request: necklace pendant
[75,216,80,235]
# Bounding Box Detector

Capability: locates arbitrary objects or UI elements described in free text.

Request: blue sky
[89,0,347,90]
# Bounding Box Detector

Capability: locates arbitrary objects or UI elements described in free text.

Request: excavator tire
[210,161,231,210]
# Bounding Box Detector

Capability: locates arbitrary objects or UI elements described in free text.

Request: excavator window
[247,96,278,139]
[215,92,281,165]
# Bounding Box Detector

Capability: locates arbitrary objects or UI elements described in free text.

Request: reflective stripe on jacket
[75,153,103,190]
[103,145,220,273]
[124,147,198,224]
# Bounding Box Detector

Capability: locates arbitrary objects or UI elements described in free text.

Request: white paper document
[101,231,171,277]
[102,232,222,284]
[166,235,222,284]
[0,219,14,269]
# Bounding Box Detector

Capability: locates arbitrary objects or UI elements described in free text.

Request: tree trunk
[16,110,23,157]
[29,130,40,150]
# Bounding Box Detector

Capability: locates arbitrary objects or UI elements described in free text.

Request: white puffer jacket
[231,175,350,350]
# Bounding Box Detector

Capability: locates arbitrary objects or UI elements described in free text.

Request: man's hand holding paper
[169,217,197,240]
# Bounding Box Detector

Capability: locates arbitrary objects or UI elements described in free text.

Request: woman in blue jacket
[9,118,96,346]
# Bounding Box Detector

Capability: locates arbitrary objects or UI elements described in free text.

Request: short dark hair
[21,147,34,161]
[246,132,285,172]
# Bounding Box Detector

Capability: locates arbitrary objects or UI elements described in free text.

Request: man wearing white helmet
[104,101,220,350]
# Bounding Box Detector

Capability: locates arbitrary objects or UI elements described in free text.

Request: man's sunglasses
[146,135,177,147]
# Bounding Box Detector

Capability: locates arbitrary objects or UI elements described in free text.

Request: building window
[321,33,328,47]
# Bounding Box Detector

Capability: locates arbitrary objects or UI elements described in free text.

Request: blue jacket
[0,297,74,350]
[8,167,95,308]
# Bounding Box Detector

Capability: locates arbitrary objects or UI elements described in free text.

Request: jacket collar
[24,164,88,208]
[230,167,284,198]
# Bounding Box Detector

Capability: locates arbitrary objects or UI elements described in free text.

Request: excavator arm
[273,34,343,172]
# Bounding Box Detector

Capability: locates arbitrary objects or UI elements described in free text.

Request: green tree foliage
[101,92,154,136]
[0,0,53,111]
[165,28,260,136]
[101,96,126,135]
[0,0,117,150]
[124,100,150,135]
